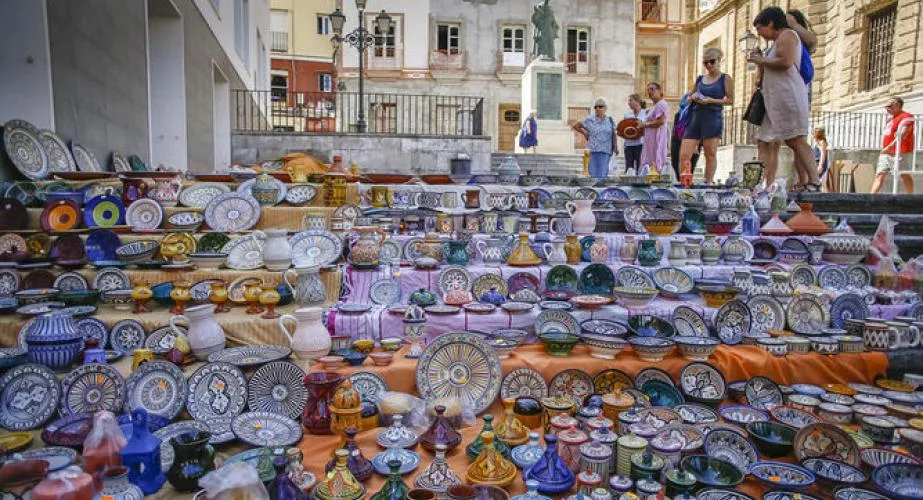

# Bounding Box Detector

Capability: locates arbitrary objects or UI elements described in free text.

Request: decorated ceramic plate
[207,345,291,367]
[745,376,783,411]
[155,420,211,470]
[704,428,760,474]
[672,306,709,338]
[39,130,76,172]
[222,233,266,270]
[75,317,108,347]
[60,363,126,416]
[424,304,460,315]
[770,405,821,429]
[549,368,594,405]
[846,264,872,288]
[231,411,302,447]
[830,293,870,329]
[593,368,635,394]
[83,193,124,228]
[623,203,650,233]
[186,361,248,443]
[501,368,548,400]
[790,263,817,288]
[535,309,579,336]
[507,272,541,295]
[125,198,164,230]
[333,203,361,221]
[204,192,261,233]
[787,294,830,335]
[369,279,402,306]
[13,446,77,472]
[579,263,616,295]
[40,200,80,232]
[674,403,719,424]
[85,229,121,262]
[714,299,751,345]
[473,273,508,299]
[402,237,425,260]
[4,122,49,180]
[463,302,495,314]
[679,362,726,401]
[108,319,147,354]
[747,295,786,335]
[349,371,389,404]
[615,265,655,289]
[0,267,20,296]
[71,143,103,172]
[416,332,501,415]
[379,239,401,263]
[51,272,87,292]
[794,422,861,467]
[818,265,849,291]
[545,265,579,293]
[124,360,187,420]
[93,267,131,292]
[288,230,342,267]
[179,183,231,209]
[285,184,318,206]
[0,363,61,430]
[247,361,307,419]
[438,265,473,296]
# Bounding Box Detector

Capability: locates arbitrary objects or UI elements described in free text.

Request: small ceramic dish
[369,351,393,366]
[317,355,345,370]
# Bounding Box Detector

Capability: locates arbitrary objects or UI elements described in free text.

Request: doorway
[498,104,521,152]
[148,0,187,170]
[212,64,231,170]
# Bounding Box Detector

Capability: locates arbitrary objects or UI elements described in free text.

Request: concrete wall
[0,0,54,130]
[232,131,492,174]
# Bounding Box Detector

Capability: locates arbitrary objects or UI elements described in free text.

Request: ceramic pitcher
[262,228,292,270]
[546,239,567,265]
[442,240,470,265]
[476,237,505,265]
[148,177,182,207]
[170,304,225,360]
[278,307,331,361]
[348,226,386,267]
[565,199,596,235]
[284,265,327,307]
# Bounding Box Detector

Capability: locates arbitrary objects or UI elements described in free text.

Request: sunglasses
[703,59,717,65]
[594,105,605,109]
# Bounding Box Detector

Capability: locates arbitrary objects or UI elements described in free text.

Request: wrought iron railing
[270,31,288,52]
[233,89,484,136]
[640,1,663,22]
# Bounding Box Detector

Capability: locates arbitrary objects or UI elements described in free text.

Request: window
[865,4,897,91]
[235,0,250,64]
[437,23,460,54]
[566,28,589,73]
[271,74,288,102]
[641,0,661,21]
[270,10,289,52]
[503,110,521,123]
[374,24,396,58]
[318,73,333,92]
[317,15,330,35]
[639,55,661,86]
[502,26,525,67]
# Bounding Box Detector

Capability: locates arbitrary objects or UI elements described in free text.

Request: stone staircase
[489,153,616,176]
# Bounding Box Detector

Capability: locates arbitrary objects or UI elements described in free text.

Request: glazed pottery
[166,431,215,492]
[637,238,662,267]
[618,236,638,264]
[94,466,143,500]
[700,235,721,265]
[148,177,182,207]
[24,309,83,369]
[467,415,510,458]
[313,449,366,500]
[565,234,582,264]
[421,405,462,452]
[278,307,331,361]
[373,460,411,500]
[786,203,830,235]
[508,233,542,266]
[119,408,166,494]
[523,434,576,495]
[414,443,461,494]
[303,371,343,435]
[349,226,386,267]
[326,427,373,481]
[284,265,327,307]
[722,235,749,263]
[566,199,596,234]
[477,238,506,265]
[262,228,292,270]
[467,431,518,487]
[170,304,225,360]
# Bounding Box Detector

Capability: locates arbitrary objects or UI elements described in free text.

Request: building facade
[269,0,337,132]
[0,0,270,173]
[333,0,636,152]
[634,0,690,111]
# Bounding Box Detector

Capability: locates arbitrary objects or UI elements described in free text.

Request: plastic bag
[875,256,898,290]
[32,466,96,500]
[898,259,917,291]
[377,391,429,432]
[770,177,787,212]
[199,462,269,500]
[82,410,126,473]
[871,215,899,260]
[426,396,477,430]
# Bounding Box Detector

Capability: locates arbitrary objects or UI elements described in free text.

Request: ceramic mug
[390,189,418,209]
[534,215,551,233]
[862,321,897,351]
[436,214,453,234]
[549,216,573,236]
[501,213,519,234]
[462,189,481,209]
[518,217,533,234]
[887,321,920,349]
[419,191,442,209]
[303,212,327,231]
[511,193,529,211]
[487,193,511,210]
[368,186,389,208]
[329,217,346,233]
[481,213,498,233]
[441,192,460,209]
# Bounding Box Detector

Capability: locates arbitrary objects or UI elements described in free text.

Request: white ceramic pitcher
[170,303,226,360]
[565,199,596,235]
[262,228,292,270]
[278,307,331,361]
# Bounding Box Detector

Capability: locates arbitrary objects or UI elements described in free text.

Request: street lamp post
[330,2,392,133]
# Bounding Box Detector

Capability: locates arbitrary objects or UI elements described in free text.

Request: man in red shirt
[871,96,916,194]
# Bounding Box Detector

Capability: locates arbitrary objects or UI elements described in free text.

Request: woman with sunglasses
[573,97,618,178]
[679,47,733,184]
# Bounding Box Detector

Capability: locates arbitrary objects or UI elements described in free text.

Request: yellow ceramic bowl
[640,217,682,236]
[698,287,738,308]
[352,339,375,355]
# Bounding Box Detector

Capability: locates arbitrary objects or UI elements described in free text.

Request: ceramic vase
[93,466,143,500]
[667,237,687,266]
[169,304,225,360]
[589,239,608,263]
[284,265,327,308]
[166,431,215,492]
[684,238,702,265]
[262,228,293,270]
[564,234,582,265]
[700,235,721,265]
[278,307,331,361]
[618,236,638,264]
[546,239,567,266]
[349,226,385,267]
[565,200,596,235]
[303,371,343,435]
[24,309,83,369]
[637,239,662,267]
[721,235,748,263]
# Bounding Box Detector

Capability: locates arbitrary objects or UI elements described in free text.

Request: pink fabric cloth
[640,99,670,172]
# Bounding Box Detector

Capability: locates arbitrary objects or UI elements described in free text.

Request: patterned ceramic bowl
[817,402,854,424]
[811,337,839,355]
[188,252,227,270]
[539,333,580,357]
[613,287,658,308]
[757,337,789,357]
[673,336,720,361]
[15,288,60,306]
[369,351,393,366]
[581,334,628,360]
[165,211,205,231]
[697,285,738,308]
[784,336,811,354]
[101,289,133,310]
[115,240,159,262]
[380,337,402,352]
[640,217,682,236]
[860,415,897,444]
[746,421,796,458]
[628,337,675,362]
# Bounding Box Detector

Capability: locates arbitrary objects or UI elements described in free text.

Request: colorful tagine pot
[466,431,518,488]
[420,405,462,452]
[467,414,510,459]
[326,427,374,481]
[313,449,365,500]
[523,434,576,495]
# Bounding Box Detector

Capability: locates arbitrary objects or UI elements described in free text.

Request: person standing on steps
[871,97,916,194]
[622,94,647,174]
[679,47,734,185]
[638,82,670,176]
[519,110,538,153]
[572,97,619,179]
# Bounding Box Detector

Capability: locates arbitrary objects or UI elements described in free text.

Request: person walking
[638,82,670,175]
[519,110,538,153]
[622,94,647,174]
[670,93,700,180]
[748,6,818,192]
[572,97,618,178]
[812,127,829,191]
[679,47,734,184]
[871,97,915,194]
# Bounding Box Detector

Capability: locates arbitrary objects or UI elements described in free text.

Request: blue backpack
[799,44,814,84]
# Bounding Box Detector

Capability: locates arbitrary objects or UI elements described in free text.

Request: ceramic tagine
[371,460,411,500]
[326,427,373,482]
[414,443,461,493]
[312,449,365,500]
[467,414,510,459]
[330,379,362,436]
[496,398,530,447]
[268,455,309,500]
[508,233,542,266]
[523,434,576,495]
[377,415,420,449]
[786,203,831,235]
[466,431,517,488]
[420,405,462,452]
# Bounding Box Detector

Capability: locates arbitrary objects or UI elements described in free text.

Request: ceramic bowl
[100,289,133,310]
[811,337,839,355]
[115,240,159,262]
[628,337,675,362]
[757,337,789,357]
[746,421,796,458]
[352,339,375,355]
[653,267,694,299]
[369,352,393,366]
[727,381,748,404]
[580,334,628,360]
[488,338,519,359]
[613,287,658,308]
[673,336,720,361]
[802,457,867,487]
[748,461,815,490]
[344,351,367,367]
[719,405,770,426]
[165,211,205,231]
[380,337,402,352]
[680,455,745,488]
[317,355,345,370]
[573,177,598,187]
[570,294,612,310]
[860,415,898,444]
[15,288,60,306]
[872,463,923,500]
[151,282,174,307]
[58,289,100,307]
[778,248,810,265]
[628,314,675,338]
[640,217,682,236]
[188,252,228,270]
[817,234,871,265]
[900,428,923,458]
[697,285,738,308]
[786,394,821,413]
[704,221,736,235]
[539,333,579,357]
[860,447,923,469]
[817,402,854,424]
[26,336,83,369]
[548,175,572,185]
[785,336,812,354]
[519,175,546,186]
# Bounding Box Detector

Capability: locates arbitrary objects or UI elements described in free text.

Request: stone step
[794,193,923,214]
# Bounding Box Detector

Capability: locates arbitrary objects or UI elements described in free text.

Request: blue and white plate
[714,299,751,345]
[749,461,815,489]
[0,363,61,430]
[109,319,147,355]
[10,446,76,471]
[818,265,849,291]
[125,360,187,419]
[803,457,867,485]
[703,428,759,474]
[60,363,126,415]
[231,411,302,447]
[75,317,108,347]
[830,293,870,329]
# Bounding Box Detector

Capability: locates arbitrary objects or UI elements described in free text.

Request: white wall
[339,0,431,71]
[149,0,189,170]
[0,0,54,128]
[193,0,269,90]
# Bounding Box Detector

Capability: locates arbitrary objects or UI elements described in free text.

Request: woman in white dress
[748,6,819,192]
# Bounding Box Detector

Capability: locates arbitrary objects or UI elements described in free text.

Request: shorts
[876,154,912,174]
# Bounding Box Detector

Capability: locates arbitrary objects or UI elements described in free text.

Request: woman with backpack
[519,110,538,153]
[678,47,734,185]
[572,97,619,178]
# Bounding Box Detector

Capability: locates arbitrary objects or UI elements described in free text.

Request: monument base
[520,58,574,155]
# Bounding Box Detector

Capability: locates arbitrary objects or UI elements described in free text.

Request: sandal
[803,182,822,193]
[790,184,806,192]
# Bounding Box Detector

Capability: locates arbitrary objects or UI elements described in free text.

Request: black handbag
[743,76,766,126]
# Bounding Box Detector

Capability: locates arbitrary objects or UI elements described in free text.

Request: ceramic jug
[169,304,226,360]
[148,177,182,207]
[278,307,331,361]
[262,228,293,271]
[462,189,481,209]
[668,237,687,266]
[166,431,215,492]
[565,199,596,235]
[349,226,386,267]
[284,265,327,307]
[618,236,638,264]
[442,240,470,265]
[120,178,148,206]
[547,239,567,266]
[476,237,506,265]
[701,235,722,265]
[685,238,702,265]
[770,271,794,302]
[637,238,663,267]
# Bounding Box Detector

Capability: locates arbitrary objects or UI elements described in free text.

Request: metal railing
[640,1,663,22]
[270,31,288,52]
[233,89,484,136]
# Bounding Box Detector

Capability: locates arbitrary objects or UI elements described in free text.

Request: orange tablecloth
[296,344,888,497]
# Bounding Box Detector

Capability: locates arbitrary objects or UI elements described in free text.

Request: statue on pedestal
[531,0,558,61]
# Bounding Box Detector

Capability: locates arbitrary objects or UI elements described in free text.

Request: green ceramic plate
[682,209,706,234]
[579,263,615,295]
[198,232,231,253]
[545,265,579,293]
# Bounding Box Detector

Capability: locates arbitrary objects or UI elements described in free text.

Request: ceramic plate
[71,143,103,172]
[222,233,266,270]
[186,361,248,443]
[39,130,76,172]
[593,368,635,393]
[846,264,873,288]
[830,293,870,329]
[204,192,261,233]
[787,294,830,335]
[41,200,80,231]
[379,239,401,263]
[333,203,361,221]
[369,279,401,306]
[672,306,709,337]
[207,345,292,367]
[144,325,187,351]
[247,361,307,419]
[679,362,727,401]
[60,363,126,416]
[549,368,594,406]
[745,376,783,411]
[85,230,121,262]
[545,265,579,292]
[473,273,508,299]
[507,272,541,294]
[535,309,579,336]
[615,265,654,289]
[13,446,76,472]
[770,405,821,429]
[790,264,817,288]
[52,271,87,292]
[714,299,751,345]
[438,265,473,296]
[108,319,147,354]
[4,122,49,180]
[416,332,501,414]
[179,183,231,209]
[238,177,288,205]
[674,403,719,424]
[423,304,460,315]
[92,267,130,291]
[231,411,302,447]
[84,194,124,227]
[818,265,849,291]
[623,204,650,233]
[349,371,389,404]
[155,420,211,471]
[579,263,616,295]
[125,198,164,231]
[501,368,548,400]
[402,237,425,260]
[289,230,342,267]
[635,367,675,389]
[0,363,61,430]
[284,184,318,205]
[125,360,187,419]
[74,317,108,347]
[794,422,861,466]
[463,302,495,313]
[747,295,786,335]
[704,428,760,474]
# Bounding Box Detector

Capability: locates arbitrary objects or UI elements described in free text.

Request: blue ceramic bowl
[802,457,867,486]
[115,240,159,262]
[151,282,174,308]
[680,455,744,488]
[748,461,815,490]
[872,463,923,500]
[628,315,676,338]
[746,421,796,458]
[719,405,770,426]
[276,284,293,306]
[26,337,83,369]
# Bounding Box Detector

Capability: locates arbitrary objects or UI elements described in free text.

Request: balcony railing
[270,31,288,52]
[640,1,663,22]
[429,50,466,71]
[234,89,484,136]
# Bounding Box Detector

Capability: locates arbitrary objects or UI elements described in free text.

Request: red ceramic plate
[22,269,55,289]
[617,118,642,140]
[364,174,413,184]
[421,175,453,185]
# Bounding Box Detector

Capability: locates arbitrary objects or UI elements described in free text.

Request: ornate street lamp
[330,2,392,133]
[738,29,759,72]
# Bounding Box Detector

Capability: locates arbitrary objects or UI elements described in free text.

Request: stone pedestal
[519,58,573,154]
